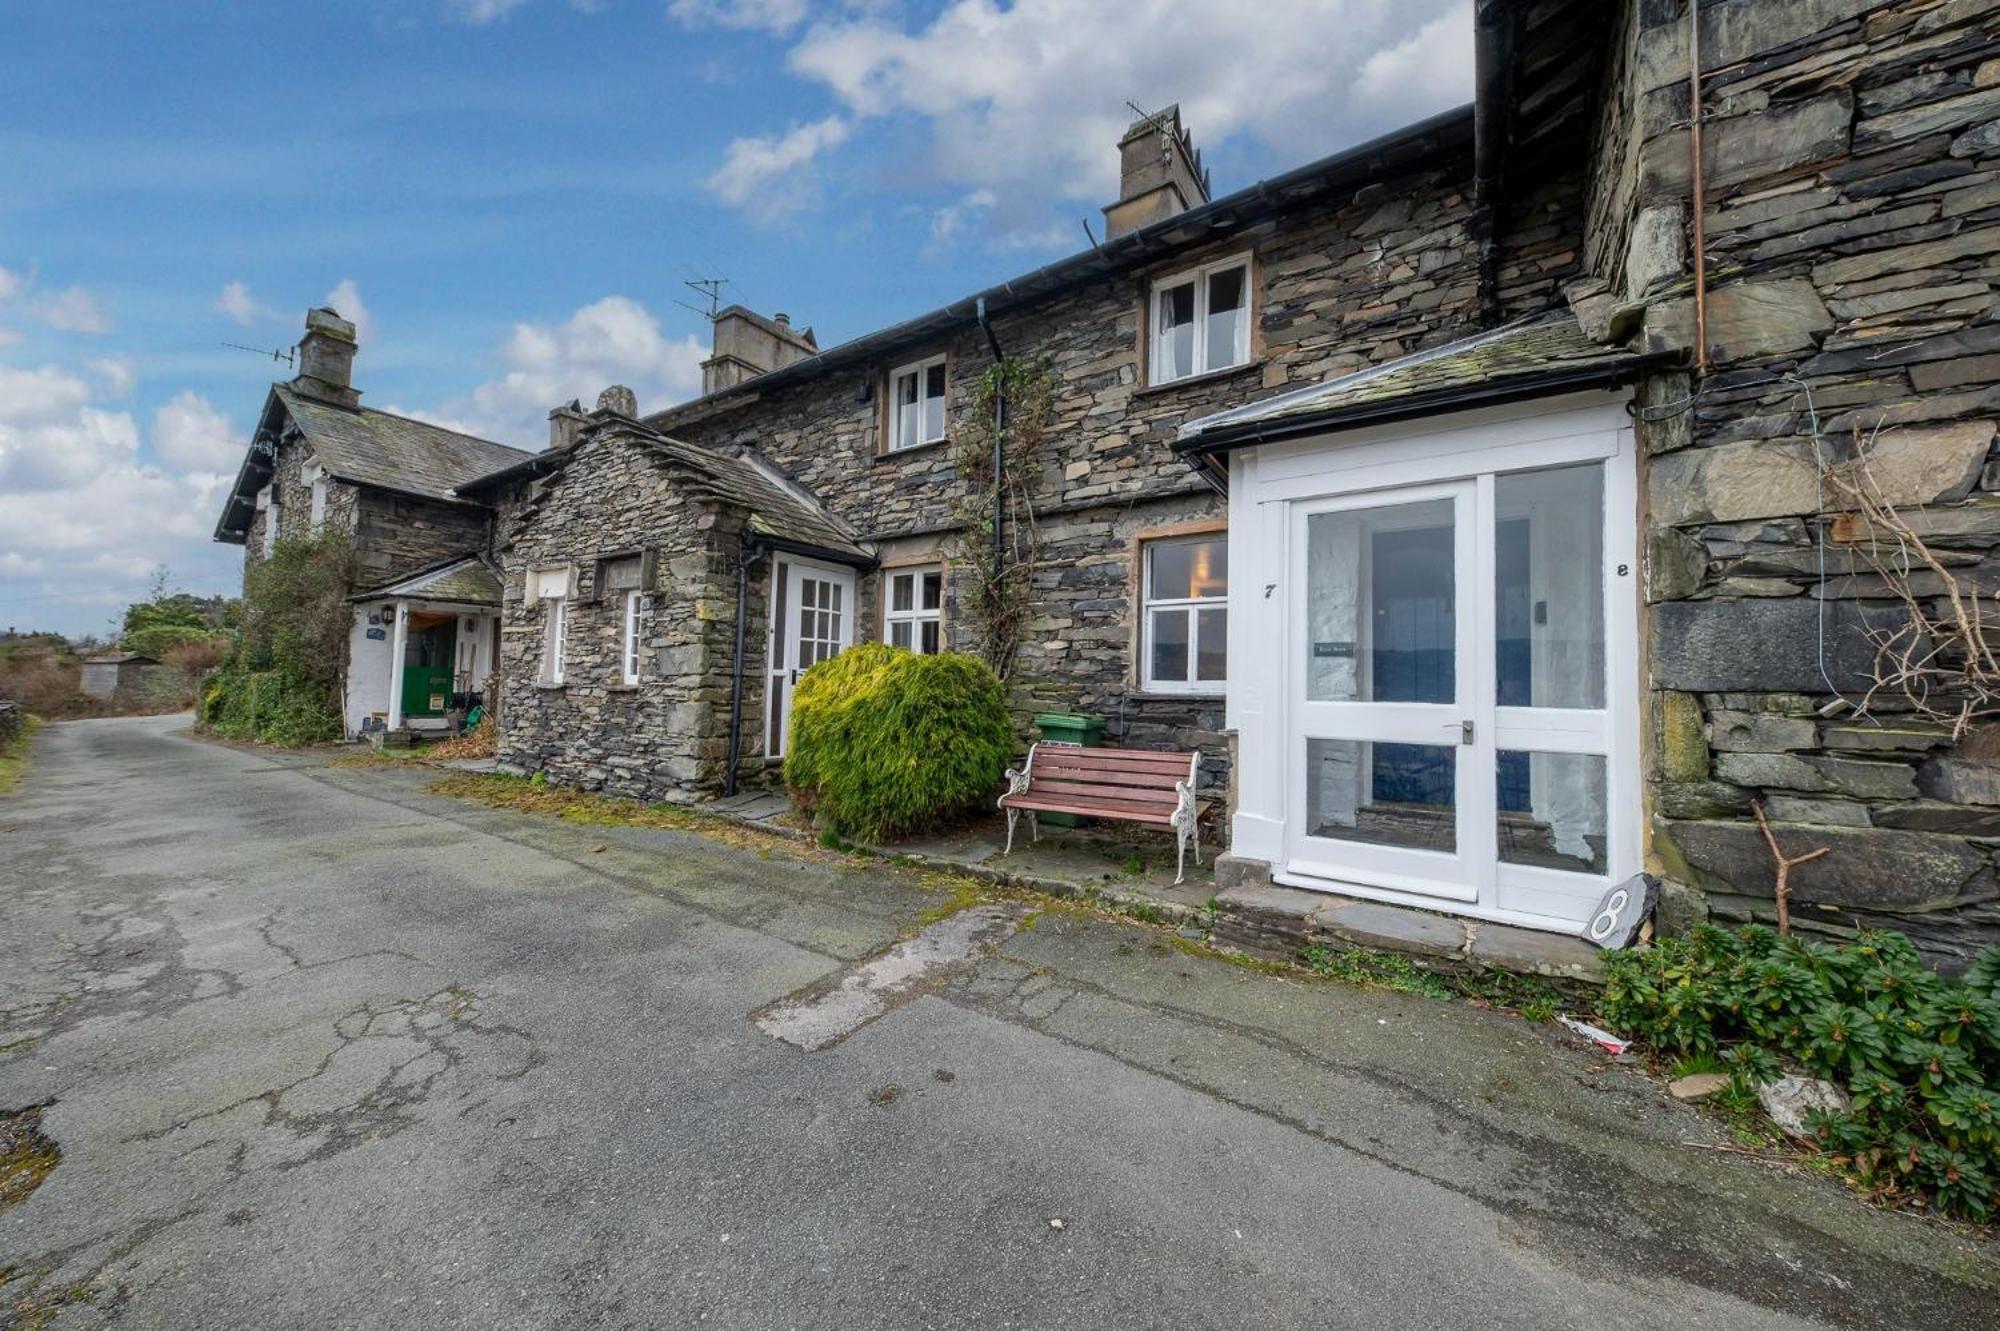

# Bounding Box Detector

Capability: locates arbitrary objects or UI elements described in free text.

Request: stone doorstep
[1210,869,1607,985]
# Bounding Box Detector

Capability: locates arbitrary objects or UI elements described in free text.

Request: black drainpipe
[976,297,1006,570]
[1471,0,1514,328]
[723,539,765,796]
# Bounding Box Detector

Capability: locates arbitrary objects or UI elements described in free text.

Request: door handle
[1453,720,1473,745]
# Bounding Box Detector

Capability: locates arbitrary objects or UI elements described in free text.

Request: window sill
[1134,688,1228,701]
[1134,359,1265,399]
[876,437,950,463]
[535,681,566,691]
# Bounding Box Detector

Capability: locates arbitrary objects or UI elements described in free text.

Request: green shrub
[783,642,1013,843]
[1603,924,2000,1220]
[198,533,351,747]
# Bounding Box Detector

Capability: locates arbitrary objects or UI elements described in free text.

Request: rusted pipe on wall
[1689,0,1709,372]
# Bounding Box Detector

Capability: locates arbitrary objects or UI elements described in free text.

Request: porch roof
[351,554,503,608]
[1174,312,1675,456]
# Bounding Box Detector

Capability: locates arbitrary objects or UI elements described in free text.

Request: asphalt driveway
[1,715,1994,1329]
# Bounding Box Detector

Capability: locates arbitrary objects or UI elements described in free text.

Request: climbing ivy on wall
[202,532,355,746]
[953,357,1056,681]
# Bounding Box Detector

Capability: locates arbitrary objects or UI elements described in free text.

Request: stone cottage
[213,309,533,736]
[223,0,2000,969]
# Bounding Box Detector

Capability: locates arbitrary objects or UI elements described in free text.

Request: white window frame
[883,565,944,654]
[306,463,328,534]
[1139,534,1228,695]
[621,589,642,685]
[258,485,280,555]
[1148,253,1253,386]
[543,598,568,685]
[528,567,572,685]
[887,354,948,452]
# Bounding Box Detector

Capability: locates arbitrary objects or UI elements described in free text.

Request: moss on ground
[0,1105,59,1211]
[0,716,41,796]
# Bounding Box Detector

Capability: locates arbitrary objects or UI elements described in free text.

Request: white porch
[344,557,503,738]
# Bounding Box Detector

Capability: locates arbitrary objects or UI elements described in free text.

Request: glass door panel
[1291,485,1481,902]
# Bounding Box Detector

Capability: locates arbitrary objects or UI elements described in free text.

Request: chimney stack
[701,305,818,396]
[547,398,588,450]
[292,307,360,408]
[1103,105,1210,240]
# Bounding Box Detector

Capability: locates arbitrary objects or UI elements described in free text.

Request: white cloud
[152,391,241,473]
[36,285,113,334]
[326,278,374,346]
[668,0,812,33]
[0,267,21,301]
[90,357,136,397]
[703,115,851,223]
[453,295,707,445]
[752,0,1472,239]
[0,353,239,635]
[928,188,998,248]
[1354,6,1475,120]
[0,329,20,348]
[215,280,274,328]
[448,0,534,22]
[0,363,140,493]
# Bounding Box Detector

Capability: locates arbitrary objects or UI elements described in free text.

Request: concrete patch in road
[755,904,1025,1050]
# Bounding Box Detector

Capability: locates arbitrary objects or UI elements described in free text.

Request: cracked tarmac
[1,714,1996,1329]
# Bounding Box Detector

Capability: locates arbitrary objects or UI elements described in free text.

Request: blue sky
[0,0,1470,636]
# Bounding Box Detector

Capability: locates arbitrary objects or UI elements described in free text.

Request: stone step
[1210,858,1606,984]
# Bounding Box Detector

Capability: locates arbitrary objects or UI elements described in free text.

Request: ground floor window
[1141,535,1227,692]
[600,555,645,686]
[530,567,571,684]
[621,590,642,684]
[884,566,942,653]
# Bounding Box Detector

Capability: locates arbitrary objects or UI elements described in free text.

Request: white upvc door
[765,558,855,760]
[1275,421,1637,933]
[1288,480,1485,902]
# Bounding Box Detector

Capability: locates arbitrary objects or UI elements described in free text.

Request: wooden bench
[997,743,1209,884]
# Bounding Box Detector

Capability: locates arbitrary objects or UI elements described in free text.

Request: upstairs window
[1150,256,1252,385]
[257,485,279,555]
[306,463,328,533]
[1140,535,1228,693]
[889,355,947,452]
[884,566,943,654]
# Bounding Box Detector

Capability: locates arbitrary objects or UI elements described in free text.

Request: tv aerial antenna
[221,340,295,369]
[675,277,729,322]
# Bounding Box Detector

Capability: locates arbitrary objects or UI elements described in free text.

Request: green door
[400,619,457,718]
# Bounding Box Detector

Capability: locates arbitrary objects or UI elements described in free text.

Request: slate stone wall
[493,431,745,802]
[1602,0,2000,968]
[350,488,492,589]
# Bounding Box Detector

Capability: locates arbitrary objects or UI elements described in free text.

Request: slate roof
[460,419,870,565]
[1177,312,1668,450]
[276,386,533,502]
[651,435,870,563]
[353,554,503,607]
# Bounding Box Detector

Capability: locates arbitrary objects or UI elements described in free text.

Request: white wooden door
[765,559,855,759]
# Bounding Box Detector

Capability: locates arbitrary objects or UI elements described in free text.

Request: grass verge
[0,717,42,796]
